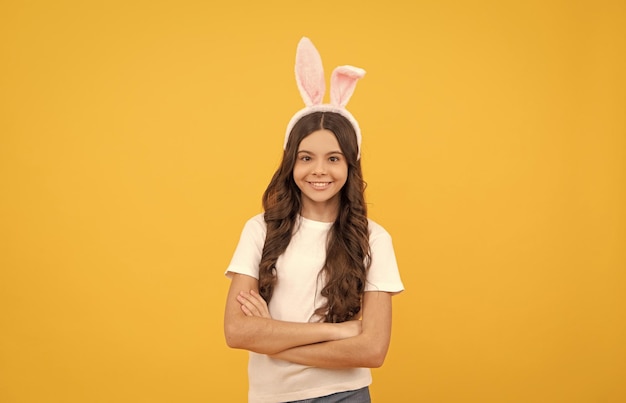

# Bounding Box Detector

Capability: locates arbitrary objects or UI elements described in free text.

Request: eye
[329,156,340,162]
[299,155,311,162]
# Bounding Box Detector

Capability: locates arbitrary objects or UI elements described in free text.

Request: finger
[239,290,271,318]
[249,289,265,303]
[237,293,262,316]
[240,304,253,316]
[247,290,270,316]
[240,291,266,315]
[249,290,269,307]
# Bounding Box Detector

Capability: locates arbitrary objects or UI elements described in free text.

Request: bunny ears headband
[284,37,366,159]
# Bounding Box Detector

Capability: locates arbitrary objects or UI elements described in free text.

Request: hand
[335,319,362,340]
[237,290,272,319]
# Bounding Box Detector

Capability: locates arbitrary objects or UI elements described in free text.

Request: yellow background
[1,1,625,402]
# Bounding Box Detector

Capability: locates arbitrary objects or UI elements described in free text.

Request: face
[293,129,348,220]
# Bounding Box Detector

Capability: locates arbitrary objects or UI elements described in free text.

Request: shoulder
[367,218,392,240]
[246,212,266,227]
[239,213,267,236]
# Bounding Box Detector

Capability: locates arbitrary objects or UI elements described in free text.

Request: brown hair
[259,112,371,323]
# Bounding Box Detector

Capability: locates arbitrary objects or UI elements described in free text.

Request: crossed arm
[223,273,393,368]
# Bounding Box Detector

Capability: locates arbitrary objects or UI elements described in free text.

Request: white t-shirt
[226,213,404,403]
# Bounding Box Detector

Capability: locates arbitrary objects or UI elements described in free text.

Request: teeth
[310,182,330,188]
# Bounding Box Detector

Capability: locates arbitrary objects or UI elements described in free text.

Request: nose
[313,160,326,175]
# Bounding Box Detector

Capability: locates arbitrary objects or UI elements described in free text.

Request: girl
[224,37,404,403]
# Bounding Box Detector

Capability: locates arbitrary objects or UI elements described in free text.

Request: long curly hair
[259,112,371,323]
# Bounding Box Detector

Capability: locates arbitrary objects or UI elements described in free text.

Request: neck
[300,199,339,223]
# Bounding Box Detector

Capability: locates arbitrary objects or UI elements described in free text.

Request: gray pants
[287,386,371,403]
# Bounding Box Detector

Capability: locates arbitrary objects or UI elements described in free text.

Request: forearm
[224,316,349,355]
[271,292,393,369]
[224,275,360,354]
[271,332,388,368]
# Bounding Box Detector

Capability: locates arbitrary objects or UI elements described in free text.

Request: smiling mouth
[308,182,332,189]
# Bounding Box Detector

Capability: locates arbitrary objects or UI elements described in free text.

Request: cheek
[335,165,349,185]
[292,164,305,180]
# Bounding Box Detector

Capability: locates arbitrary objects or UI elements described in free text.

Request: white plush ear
[295,37,325,106]
[330,66,366,107]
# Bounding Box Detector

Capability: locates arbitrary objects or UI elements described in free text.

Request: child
[224,37,404,403]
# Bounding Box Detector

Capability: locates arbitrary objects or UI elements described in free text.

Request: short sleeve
[225,214,267,280]
[365,220,404,294]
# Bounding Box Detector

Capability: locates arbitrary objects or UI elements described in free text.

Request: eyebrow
[297,150,344,155]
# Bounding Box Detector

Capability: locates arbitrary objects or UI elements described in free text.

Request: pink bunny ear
[295,37,325,106]
[330,66,366,107]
